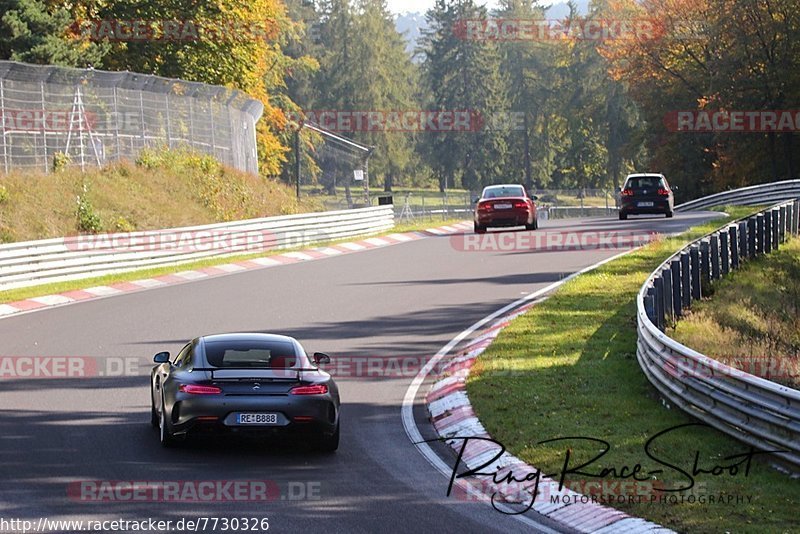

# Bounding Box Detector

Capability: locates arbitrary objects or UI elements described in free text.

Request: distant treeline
[2,0,798,199]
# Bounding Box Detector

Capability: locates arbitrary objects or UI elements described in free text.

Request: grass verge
[0,147,322,243]
[466,207,798,533]
[671,236,800,389]
[0,219,466,305]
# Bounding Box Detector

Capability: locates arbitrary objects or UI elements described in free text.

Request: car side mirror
[153,351,170,364]
[671,185,679,191]
[531,195,539,201]
[472,197,480,204]
[313,352,331,365]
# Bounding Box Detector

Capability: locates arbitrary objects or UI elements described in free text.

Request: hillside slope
[0,149,322,243]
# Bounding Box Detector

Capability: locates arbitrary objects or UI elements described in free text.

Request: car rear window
[205,340,298,369]
[626,177,664,189]
[483,185,524,198]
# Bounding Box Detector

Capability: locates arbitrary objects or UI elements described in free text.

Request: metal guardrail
[637,198,800,470]
[675,179,800,212]
[0,206,394,291]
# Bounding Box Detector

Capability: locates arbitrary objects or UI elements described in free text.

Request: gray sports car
[150,333,340,451]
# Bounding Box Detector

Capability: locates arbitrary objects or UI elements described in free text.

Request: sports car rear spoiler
[193,367,320,380]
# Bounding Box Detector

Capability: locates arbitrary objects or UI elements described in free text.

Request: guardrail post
[748,217,757,257]
[772,208,780,248]
[729,225,739,269]
[653,275,665,331]
[710,234,721,280]
[670,258,682,317]
[793,199,800,235]
[779,205,787,243]
[764,210,773,253]
[690,245,701,300]
[681,252,691,309]
[700,239,711,287]
[786,203,794,237]
[645,287,657,326]
[738,220,748,260]
[662,266,674,325]
[756,214,765,255]
[720,230,730,275]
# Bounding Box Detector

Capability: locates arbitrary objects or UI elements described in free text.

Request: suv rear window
[625,176,664,189]
[205,340,298,369]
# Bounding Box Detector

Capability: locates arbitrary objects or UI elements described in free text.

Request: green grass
[0,147,322,243]
[671,236,800,389]
[466,206,798,533]
[0,218,466,305]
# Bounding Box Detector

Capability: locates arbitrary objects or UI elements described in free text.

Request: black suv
[619,173,674,220]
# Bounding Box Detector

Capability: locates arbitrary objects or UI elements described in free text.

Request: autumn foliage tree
[600,0,800,197]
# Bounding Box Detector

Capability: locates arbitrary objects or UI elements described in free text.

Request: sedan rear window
[205,340,298,369]
[483,185,524,198]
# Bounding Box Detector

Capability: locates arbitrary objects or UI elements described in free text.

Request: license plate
[236,413,278,425]
[494,203,512,209]
[637,201,654,207]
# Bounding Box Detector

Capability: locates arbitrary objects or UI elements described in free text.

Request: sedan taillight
[477,202,492,211]
[290,384,328,395]
[513,200,527,209]
[178,384,222,395]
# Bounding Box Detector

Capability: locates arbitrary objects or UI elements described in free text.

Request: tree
[600,0,800,197]
[420,0,509,192]
[0,0,109,66]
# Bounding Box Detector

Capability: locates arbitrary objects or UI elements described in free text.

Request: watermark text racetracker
[663,353,800,383]
[665,110,800,132]
[286,110,524,132]
[0,356,139,379]
[69,19,278,43]
[1,516,270,533]
[453,18,706,42]
[68,480,321,503]
[451,230,659,252]
[65,228,331,254]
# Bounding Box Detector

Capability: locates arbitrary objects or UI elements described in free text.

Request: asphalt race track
[0,213,720,533]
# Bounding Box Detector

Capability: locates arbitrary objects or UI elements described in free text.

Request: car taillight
[178,384,222,395]
[621,188,634,196]
[657,188,670,196]
[513,201,527,209]
[478,202,492,211]
[290,384,328,395]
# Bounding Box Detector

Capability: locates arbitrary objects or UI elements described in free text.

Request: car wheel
[159,396,178,448]
[619,211,628,220]
[666,210,674,218]
[317,421,340,452]
[533,218,539,230]
[525,221,536,231]
[474,222,486,234]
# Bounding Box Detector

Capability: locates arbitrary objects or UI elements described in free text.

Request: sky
[388,0,557,15]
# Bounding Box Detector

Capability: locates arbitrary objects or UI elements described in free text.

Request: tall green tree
[420,0,509,191]
[0,0,108,66]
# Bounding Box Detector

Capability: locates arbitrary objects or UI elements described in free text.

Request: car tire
[525,221,536,231]
[150,393,158,428]
[317,421,340,452]
[474,222,486,234]
[666,210,673,218]
[159,396,178,448]
[619,211,628,220]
